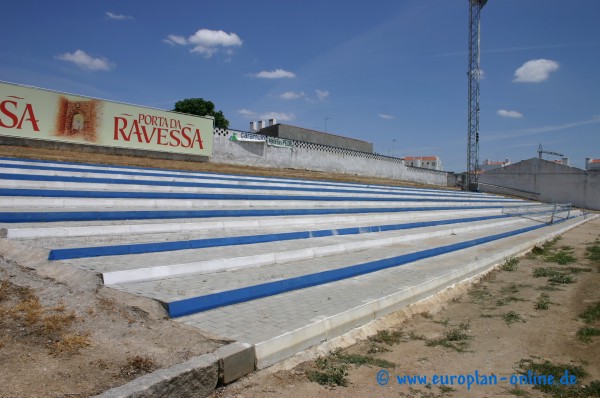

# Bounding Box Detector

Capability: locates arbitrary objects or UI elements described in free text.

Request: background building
[481,159,511,173]
[253,120,373,153]
[403,156,443,171]
[586,158,600,171]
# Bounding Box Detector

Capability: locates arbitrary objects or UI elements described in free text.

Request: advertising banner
[0,81,214,156]
[229,131,266,142]
[267,136,294,149]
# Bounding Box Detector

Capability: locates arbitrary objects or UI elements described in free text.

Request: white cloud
[497,109,524,118]
[514,59,559,83]
[378,113,394,120]
[55,50,114,71]
[280,91,305,100]
[105,11,132,20]
[485,117,600,141]
[188,29,242,47]
[237,109,295,122]
[316,89,330,101]
[237,109,257,118]
[260,112,295,122]
[163,34,187,46]
[253,69,296,79]
[164,29,242,58]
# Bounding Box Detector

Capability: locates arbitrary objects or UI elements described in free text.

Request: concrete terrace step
[173,215,592,367]
[0,204,513,223]
[1,208,505,239]
[63,218,528,285]
[23,213,508,251]
[106,218,537,298]
[0,157,490,197]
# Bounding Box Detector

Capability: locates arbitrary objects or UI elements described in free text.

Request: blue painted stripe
[48,214,509,260]
[0,173,521,202]
[167,223,549,317]
[0,187,517,203]
[0,205,504,223]
[0,156,489,196]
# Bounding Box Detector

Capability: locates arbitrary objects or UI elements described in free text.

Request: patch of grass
[533,268,576,284]
[537,285,564,292]
[120,355,157,377]
[469,287,492,304]
[501,283,521,294]
[531,237,561,257]
[336,353,395,368]
[368,329,403,346]
[563,267,592,274]
[545,249,577,265]
[51,332,92,355]
[438,385,456,393]
[366,342,390,354]
[419,311,434,319]
[502,311,525,326]
[426,321,472,353]
[308,357,349,387]
[501,257,519,271]
[407,331,427,341]
[496,296,525,307]
[548,273,575,284]
[585,239,600,263]
[534,293,551,310]
[576,327,600,343]
[433,317,450,326]
[579,302,600,324]
[517,359,596,397]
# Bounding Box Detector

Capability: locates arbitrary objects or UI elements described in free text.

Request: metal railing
[502,203,572,225]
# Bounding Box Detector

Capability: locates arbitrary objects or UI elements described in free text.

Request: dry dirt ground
[1,147,598,398]
[211,217,600,398]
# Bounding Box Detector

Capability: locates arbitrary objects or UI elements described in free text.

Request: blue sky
[1,0,599,171]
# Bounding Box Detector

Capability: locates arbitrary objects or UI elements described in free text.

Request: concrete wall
[259,124,374,153]
[479,158,600,210]
[211,129,449,186]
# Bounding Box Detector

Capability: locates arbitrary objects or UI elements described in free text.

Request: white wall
[210,129,449,186]
[479,158,600,210]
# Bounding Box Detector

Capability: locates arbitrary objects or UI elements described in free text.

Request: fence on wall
[212,128,450,186]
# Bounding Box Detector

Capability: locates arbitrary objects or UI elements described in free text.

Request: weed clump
[534,293,551,310]
[577,327,600,343]
[501,257,519,272]
[426,321,472,352]
[517,359,599,397]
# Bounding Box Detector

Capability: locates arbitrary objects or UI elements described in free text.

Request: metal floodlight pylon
[465,0,487,191]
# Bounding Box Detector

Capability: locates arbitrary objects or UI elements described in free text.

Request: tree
[173,98,229,129]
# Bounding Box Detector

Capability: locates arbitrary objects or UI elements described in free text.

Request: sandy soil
[211,217,600,398]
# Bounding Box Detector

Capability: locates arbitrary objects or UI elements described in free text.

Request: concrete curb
[93,342,255,398]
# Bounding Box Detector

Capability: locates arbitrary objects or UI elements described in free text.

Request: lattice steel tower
[466,0,488,191]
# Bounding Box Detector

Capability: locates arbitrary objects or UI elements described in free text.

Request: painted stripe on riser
[0,157,492,196]
[166,222,551,317]
[0,188,521,204]
[0,173,522,201]
[0,205,505,223]
[48,214,509,260]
